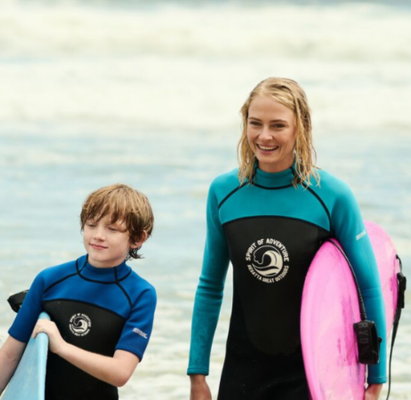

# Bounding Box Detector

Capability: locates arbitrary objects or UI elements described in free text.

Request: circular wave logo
[69,313,91,337]
[245,238,290,283]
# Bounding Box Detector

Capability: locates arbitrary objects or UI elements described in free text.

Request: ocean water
[0,0,410,399]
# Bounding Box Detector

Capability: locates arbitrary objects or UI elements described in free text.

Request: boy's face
[83,214,139,268]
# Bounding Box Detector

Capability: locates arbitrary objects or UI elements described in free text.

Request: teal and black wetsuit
[9,255,156,400]
[188,166,386,399]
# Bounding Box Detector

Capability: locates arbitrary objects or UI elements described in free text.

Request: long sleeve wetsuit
[188,166,386,399]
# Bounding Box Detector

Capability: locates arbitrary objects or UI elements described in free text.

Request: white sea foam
[0,2,411,131]
[1,3,410,60]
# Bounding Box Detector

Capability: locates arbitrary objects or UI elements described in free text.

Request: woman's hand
[190,374,212,400]
[32,319,66,354]
[364,383,383,400]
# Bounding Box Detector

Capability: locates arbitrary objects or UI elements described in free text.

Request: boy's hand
[33,320,65,354]
[33,320,139,387]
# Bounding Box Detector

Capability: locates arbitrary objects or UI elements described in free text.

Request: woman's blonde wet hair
[80,183,154,260]
[238,77,319,186]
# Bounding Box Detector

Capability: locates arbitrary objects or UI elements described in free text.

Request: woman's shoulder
[313,168,352,194]
[209,168,242,198]
[310,168,358,209]
[210,168,240,189]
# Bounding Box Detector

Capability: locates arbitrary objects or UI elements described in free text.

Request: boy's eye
[108,227,118,232]
[86,222,97,227]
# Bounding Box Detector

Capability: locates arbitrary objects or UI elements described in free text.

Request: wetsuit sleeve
[331,183,387,384]
[116,285,157,362]
[8,273,46,343]
[187,181,230,375]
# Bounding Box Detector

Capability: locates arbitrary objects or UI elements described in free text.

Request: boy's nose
[93,228,106,240]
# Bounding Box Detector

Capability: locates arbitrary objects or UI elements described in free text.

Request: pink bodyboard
[301,221,400,400]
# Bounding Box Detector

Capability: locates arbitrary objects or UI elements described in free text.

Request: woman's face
[246,95,297,173]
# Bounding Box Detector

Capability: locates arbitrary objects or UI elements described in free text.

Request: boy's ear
[130,230,148,249]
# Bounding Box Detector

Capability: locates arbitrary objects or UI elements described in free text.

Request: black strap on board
[327,240,368,319]
[385,255,406,400]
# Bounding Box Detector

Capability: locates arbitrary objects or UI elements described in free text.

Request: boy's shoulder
[128,267,155,289]
[123,266,157,302]
[36,258,78,281]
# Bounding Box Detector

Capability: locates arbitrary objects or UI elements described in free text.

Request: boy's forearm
[57,342,139,387]
[33,318,140,387]
[0,352,16,394]
[0,336,26,393]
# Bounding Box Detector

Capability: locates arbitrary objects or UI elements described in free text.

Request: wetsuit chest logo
[245,238,290,283]
[69,313,92,336]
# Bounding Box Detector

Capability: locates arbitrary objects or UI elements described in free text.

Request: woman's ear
[130,230,148,249]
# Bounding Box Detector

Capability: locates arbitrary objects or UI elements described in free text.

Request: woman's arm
[0,336,26,393]
[330,180,387,384]
[33,319,139,387]
[187,181,230,376]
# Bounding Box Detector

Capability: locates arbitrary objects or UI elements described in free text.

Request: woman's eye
[249,121,260,126]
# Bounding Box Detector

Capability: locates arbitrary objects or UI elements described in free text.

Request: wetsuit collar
[76,254,131,282]
[253,165,295,188]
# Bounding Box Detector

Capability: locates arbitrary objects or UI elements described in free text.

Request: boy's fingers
[32,320,47,338]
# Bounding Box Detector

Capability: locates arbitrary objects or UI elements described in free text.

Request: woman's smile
[247,95,297,173]
[256,144,279,152]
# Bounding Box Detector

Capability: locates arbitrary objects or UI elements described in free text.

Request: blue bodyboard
[2,312,49,400]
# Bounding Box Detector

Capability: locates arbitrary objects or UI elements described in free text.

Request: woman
[187,78,386,400]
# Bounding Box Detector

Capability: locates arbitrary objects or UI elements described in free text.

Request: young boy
[0,183,156,400]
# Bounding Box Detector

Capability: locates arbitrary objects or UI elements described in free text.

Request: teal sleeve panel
[187,174,233,375]
[317,171,387,383]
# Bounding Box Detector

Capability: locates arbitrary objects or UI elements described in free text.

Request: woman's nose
[260,125,273,139]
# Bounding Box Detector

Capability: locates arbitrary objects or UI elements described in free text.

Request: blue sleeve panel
[187,167,387,384]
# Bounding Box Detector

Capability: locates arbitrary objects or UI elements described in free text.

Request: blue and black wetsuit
[188,166,386,400]
[9,255,156,400]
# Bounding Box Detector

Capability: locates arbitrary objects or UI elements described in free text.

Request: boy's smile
[90,243,108,250]
[83,215,138,268]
